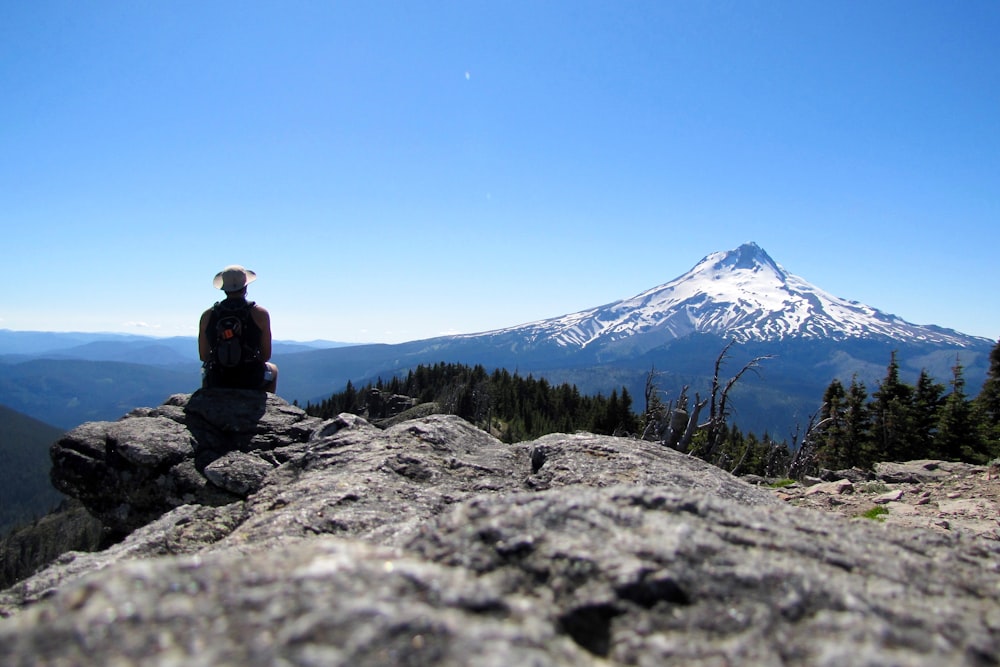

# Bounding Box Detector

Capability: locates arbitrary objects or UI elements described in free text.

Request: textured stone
[49,389,323,535]
[874,489,904,504]
[875,460,952,484]
[203,451,276,497]
[4,394,999,666]
[804,478,853,496]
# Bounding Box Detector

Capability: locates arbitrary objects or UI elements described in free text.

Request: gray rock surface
[49,390,323,535]
[875,459,958,484]
[3,390,1000,665]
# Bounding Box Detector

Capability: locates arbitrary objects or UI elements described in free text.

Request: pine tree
[936,359,984,462]
[974,338,1000,459]
[342,380,358,414]
[815,379,849,470]
[871,352,915,462]
[619,386,638,434]
[601,390,615,435]
[740,431,765,476]
[844,376,872,467]
[911,370,944,458]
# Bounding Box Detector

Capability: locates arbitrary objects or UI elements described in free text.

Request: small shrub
[768,479,796,488]
[858,506,889,521]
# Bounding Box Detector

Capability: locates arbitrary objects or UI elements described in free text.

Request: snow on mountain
[472,242,984,350]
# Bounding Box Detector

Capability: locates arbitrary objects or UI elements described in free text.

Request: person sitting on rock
[199,265,278,393]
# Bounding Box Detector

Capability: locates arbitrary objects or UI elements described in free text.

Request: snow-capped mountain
[472,242,984,351]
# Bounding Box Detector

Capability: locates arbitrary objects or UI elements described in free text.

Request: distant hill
[0,330,350,365]
[0,359,202,429]
[0,405,65,535]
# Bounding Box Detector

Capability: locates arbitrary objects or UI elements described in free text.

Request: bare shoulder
[251,303,271,325]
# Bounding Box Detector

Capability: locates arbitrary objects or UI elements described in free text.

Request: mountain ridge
[465,242,987,352]
[0,330,350,363]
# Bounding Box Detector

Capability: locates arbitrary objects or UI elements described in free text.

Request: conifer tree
[843,375,872,467]
[815,379,849,470]
[342,380,358,413]
[871,352,915,462]
[815,376,877,470]
[936,359,984,462]
[602,389,621,435]
[617,386,638,435]
[974,338,1000,458]
[911,369,944,458]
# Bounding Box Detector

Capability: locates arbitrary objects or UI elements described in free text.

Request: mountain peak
[698,242,786,278]
[483,243,984,350]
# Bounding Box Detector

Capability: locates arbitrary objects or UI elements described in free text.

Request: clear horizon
[3,2,998,343]
[2,238,996,346]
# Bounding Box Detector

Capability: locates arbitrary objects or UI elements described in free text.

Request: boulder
[875,460,954,484]
[821,467,875,484]
[803,478,854,496]
[49,389,324,535]
[2,392,998,665]
[363,388,420,419]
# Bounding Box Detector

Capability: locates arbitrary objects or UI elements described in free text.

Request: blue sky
[3,1,998,344]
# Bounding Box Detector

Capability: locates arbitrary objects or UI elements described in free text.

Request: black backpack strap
[211,299,255,322]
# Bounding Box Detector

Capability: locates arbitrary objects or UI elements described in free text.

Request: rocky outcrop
[48,390,323,535]
[2,390,1000,665]
[875,459,962,484]
[363,388,420,420]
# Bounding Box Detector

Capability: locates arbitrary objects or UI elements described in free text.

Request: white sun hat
[213,265,258,292]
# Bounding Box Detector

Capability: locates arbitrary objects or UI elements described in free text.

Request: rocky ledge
[1,390,999,666]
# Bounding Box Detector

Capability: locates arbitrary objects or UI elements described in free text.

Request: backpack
[210,300,260,368]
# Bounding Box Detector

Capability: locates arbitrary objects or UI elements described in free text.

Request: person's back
[199,265,278,393]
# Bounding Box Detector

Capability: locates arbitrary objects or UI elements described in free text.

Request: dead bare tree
[695,340,774,463]
[787,407,833,480]
[640,366,667,441]
[640,364,708,452]
[641,343,769,462]
[675,388,708,453]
